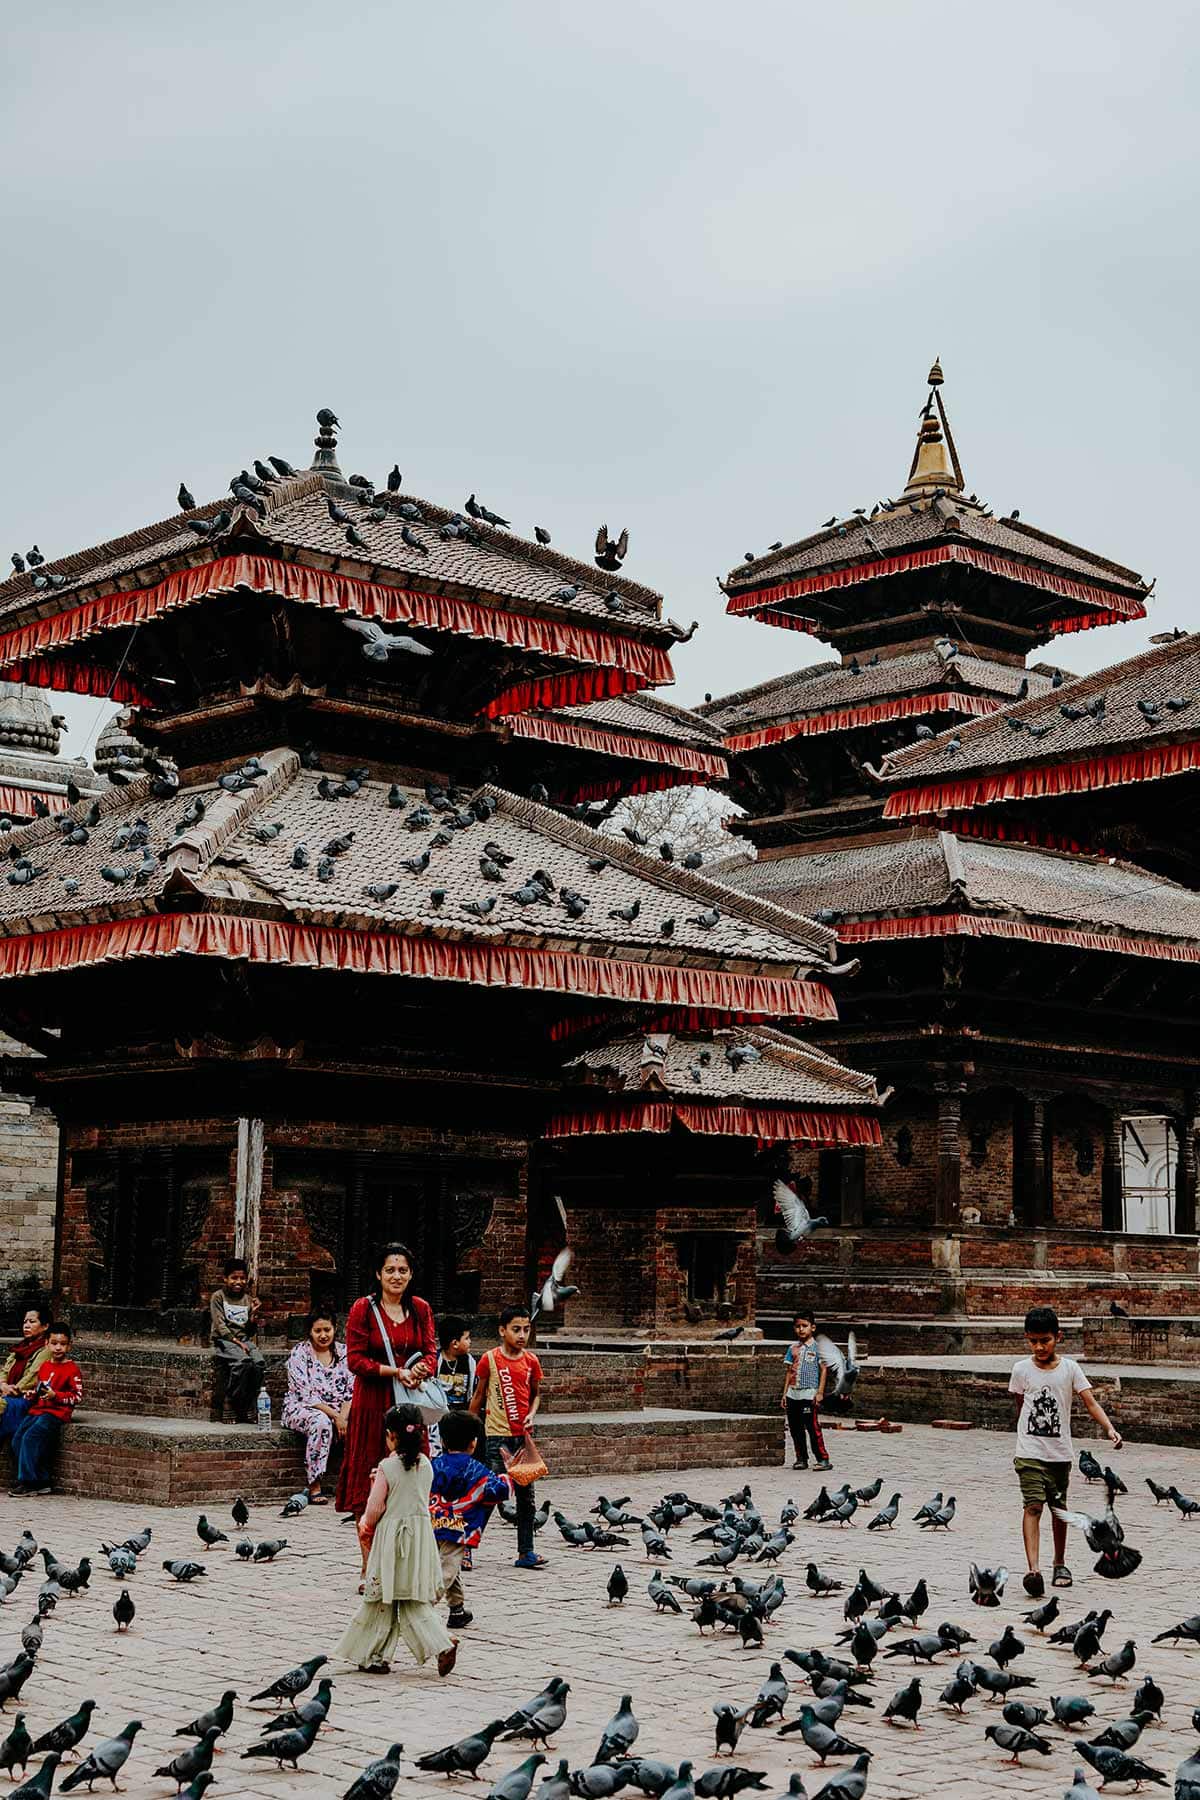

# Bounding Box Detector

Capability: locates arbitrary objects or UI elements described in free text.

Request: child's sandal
[1052,1565,1073,1587]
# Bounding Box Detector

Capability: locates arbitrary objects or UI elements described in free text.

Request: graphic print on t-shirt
[1026,1386,1062,1438]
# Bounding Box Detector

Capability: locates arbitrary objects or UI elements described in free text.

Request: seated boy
[429,1409,512,1630]
[209,1256,267,1424]
[9,1321,83,1497]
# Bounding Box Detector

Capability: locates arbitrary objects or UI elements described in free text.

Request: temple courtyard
[4,1420,1200,1799]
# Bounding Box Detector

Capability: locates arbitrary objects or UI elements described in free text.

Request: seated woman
[282,1309,355,1502]
[0,1301,53,1446]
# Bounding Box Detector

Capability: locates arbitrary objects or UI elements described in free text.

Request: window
[1120,1117,1176,1235]
[676,1232,737,1303]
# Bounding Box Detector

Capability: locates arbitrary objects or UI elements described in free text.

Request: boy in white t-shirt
[1009,1304,1122,1598]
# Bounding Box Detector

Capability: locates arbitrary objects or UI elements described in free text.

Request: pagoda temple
[704,364,1200,1334]
[0,414,885,1364]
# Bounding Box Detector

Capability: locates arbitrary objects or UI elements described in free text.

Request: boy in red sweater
[470,1307,545,1571]
[9,1323,83,1497]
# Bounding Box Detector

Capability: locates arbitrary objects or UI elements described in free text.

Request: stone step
[31,1404,784,1504]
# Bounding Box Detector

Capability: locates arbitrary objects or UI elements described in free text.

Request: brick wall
[0,1091,58,1314]
[856,1363,1200,1449]
[47,1421,305,1504]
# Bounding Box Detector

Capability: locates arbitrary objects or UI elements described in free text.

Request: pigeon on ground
[343,1742,405,1800]
[912,1494,943,1524]
[713,1706,751,1756]
[504,1687,570,1748]
[1145,1478,1171,1506]
[968,1565,1008,1607]
[1072,1613,1114,1666]
[972,1667,1035,1702]
[695,1772,768,1798]
[919,1498,956,1531]
[938,1671,976,1713]
[0,1715,32,1778]
[487,1754,546,1799]
[808,1751,869,1800]
[1177,1749,1200,1800]
[249,1654,328,1702]
[60,1721,143,1791]
[1050,1696,1096,1730]
[1073,1742,1167,1788]
[154,1728,221,1791]
[196,1517,228,1549]
[1086,1712,1153,1751]
[253,1538,288,1561]
[595,1696,639,1763]
[882,1678,922,1728]
[984,1723,1051,1763]
[866,1496,900,1531]
[162,1560,206,1582]
[8,1753,60,1800]
[240,1718,319,1770]
[790,1709,868,1764]
[1001,1701,1048,1732]
[261,1677,334,1733]
[807,1564,844,1596]
[882,1630,956,1664]
[1022,1595,1060,1631]
[1086,1639,1137,1683]
[112,1589,135,1632]
[1168,1487,1200,1519]
[175,1691,238,1740]
[607,1566,629,1606]
[416,1718,507,1776]
[32,1700,97,1758]
[988,1626,1025,1670]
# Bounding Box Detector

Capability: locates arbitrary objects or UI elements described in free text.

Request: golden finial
[928,357,944,387]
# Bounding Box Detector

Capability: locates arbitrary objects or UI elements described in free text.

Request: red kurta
[335,1293,436,1518]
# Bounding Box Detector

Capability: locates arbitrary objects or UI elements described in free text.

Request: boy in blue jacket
[429,1408,512,1629]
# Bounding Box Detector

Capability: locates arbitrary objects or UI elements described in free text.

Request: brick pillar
[1101,1113,1124,1231]
[934,1086,963,1227]
[1175,1093,1198,1236]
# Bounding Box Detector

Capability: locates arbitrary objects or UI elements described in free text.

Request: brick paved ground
[3,1419,1200,1799]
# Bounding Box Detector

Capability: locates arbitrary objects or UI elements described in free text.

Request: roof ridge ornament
[309,407,350,494]
[904,358,964,497]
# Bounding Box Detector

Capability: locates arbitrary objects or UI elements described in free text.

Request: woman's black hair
[371,1242,416,1300]
[304,1308,338,1338]
[383,1402,424,1469]
[24,1299,51,1328]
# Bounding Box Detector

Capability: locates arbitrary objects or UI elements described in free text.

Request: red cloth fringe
[0,786,70,818]
[0,913,839,1017]
[945,814,1090,855]
[1047,610,1132,634]
[482,668,665,720]
[724,692,1000,753]
[545,1100,883,1146]
[509,709,727,777]
[562,770,711,804]
[884,741,1200,819]
[0,555,674,709]
[5,656,151,705]
[837,912,1200,965]
[728,545,1146,627]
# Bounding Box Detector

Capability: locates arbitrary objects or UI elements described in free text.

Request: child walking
[430,1410,513,1630]
[336,1403,458,1678]
[781,1308,831,1472]
[1010,1304,1122,1598]
[9,1322,83,1497]
[470,1306,545,1570]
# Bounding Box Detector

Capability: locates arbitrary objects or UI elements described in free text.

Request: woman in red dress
[336,1242,437,1518]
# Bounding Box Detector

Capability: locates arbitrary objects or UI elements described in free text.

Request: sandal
[359,1661,390,1673]
[308,1495,329,1506]
[437,1640,459,1679]
[1022,1571,1045,1598]
[1052,1565,1073,1588]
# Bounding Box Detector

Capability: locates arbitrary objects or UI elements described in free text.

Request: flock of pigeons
[5,1445,1200,1799]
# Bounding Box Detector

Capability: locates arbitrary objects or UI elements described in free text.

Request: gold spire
[903,358,964,495]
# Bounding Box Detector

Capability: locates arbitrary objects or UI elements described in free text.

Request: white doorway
[1121,1116,1176,1235]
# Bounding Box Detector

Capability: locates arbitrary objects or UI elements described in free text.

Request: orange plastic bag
[503,1434,548,1487]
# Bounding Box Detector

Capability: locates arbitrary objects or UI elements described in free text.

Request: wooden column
[1175,1093,1198,1236]
[235,1117,265,1279]
[839,1148,865,1227]
[934,1085,964,1227]
[1018,1092,1052,1227]
[1101,1113,1124,1231]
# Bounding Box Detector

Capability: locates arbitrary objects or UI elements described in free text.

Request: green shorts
[1014,1458,1070,1507]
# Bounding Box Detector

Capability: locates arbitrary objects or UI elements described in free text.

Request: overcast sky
[3,1,1198,755]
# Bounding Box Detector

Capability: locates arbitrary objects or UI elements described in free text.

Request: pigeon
[882,1678,922,1728]
[571,1764,632,1797]
[899,1579,928,1625]
[1050,1696,1096,1729]
[532,1247,578,1320]
[968,1565,1008,1607]
[649,1572,682,1612]
[240,1718,319,1770]
[595,1696,639,1763]
[1023,1595,1060,1631]
[984,1723,1051,1764]
[988,1626,1025,1670]
[1152,1613,1200,1646]
[249,1654,328,1702]
[260,1678,334,1734]
[790,1709,868,1764]
[1087,1712,1154,1752]
[1052,1501,1142,1579]
[416,1718,508,1777]
[694,1772,768,1799]
[196,1517,228,1549]
[7,1754,60,1800]
[1086,1639,1136,1683]
[32,1699,97,1757]
[1073,1614,1114,1665]
[343,1742,405,1800]
[807,1752,869,1800]
[1073,1742,1167,1789]
[882,1631,955,1665]
[0,1715,32,1779]
[1177,1750,1200,1800]
[938,1671,977,1714]
[253,1539,288,1561]
[919,1498,956,1531]
[162,1559,206,1582]
[504,1687,570,1748]
[60,1721,143,1791]
[178,484,196,511]
[713,1707,751,1756]
[112,1590,135,1631]
[866,1495,900,1531]
[175,1691,238,1743]
[344,616,433,660]
[1168,1487,1200,1519]
[487,1754,546,1799]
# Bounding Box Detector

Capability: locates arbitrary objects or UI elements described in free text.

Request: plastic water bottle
[256,1388,272,1433]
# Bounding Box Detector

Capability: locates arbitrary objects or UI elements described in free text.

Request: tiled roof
[698,649,1058,735]
[880,632,1200,786]
[727,496,1148,601]
[0,473,674,645]
[555,693,726,749]
[715,830,1200,945]
[0,750,838,970]
[565,1024,883,1106]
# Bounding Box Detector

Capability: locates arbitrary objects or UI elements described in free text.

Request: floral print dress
[282,1340,355,1485]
